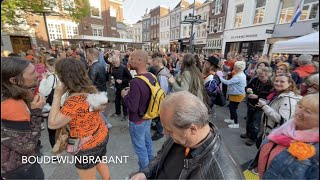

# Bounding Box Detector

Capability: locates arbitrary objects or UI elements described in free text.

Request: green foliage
[1,0,90,29]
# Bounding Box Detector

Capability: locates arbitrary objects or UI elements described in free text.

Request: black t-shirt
[156,143,185,179]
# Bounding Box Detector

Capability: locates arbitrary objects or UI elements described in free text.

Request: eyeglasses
[276,73,291,77]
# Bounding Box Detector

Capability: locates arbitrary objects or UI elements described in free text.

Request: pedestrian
[255,73,302,148]
[202,56,223,111]
[291,54,316,86]
[1,57,46,179]
[48,58,110,179]
[121,50,154,171]
[168,53,206,103]
[300,73,319,96]
[87,48,112,129]
[242,67,273,146]
[150,52,172,141]
[130,91,244,179]
[110,55,132,121]
[220,61,247,128]
[249,93,319,179]
[39,56,59,147]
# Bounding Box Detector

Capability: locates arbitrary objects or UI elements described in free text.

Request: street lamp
[180,0,206,53]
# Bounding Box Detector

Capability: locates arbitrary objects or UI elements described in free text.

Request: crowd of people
[1,46,319,179]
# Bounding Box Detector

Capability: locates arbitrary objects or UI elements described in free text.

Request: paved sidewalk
[40,92,257,179]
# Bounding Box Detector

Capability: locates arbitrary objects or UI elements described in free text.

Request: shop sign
[231,34,258,39]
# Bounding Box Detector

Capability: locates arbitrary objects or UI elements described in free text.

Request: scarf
[268,120,319,147]
[267,90,280,102]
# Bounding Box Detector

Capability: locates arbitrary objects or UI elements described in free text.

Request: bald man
[121,50,155,171]
[110,56,132,120]
[131,91,244,180]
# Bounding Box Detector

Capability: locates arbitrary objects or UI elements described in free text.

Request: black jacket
[88,60,108,92]
[111,64,132,90]
[140,122,244,179]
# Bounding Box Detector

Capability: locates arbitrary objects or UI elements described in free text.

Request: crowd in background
[1,46,319,179]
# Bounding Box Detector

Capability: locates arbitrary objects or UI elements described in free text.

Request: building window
[202,24,206,37]
[48,23,62,41]
[234,4,244,28]
[215,0,222,15]
[196,26,200,38]
[157,15,160,24]
[90,0,101,18]
[300,0,319,21]
[189,25,191,36]
[203,13,208,20]
[92,28,103,36]
[171,16,175,27]
[176,14,180,25]
[279,0,295,24]
[66,26,78,39]
[167,19,169,26]
[171,29,175,39]
[176,28,179,39]
[253,0,266,24]
[217,17,224,32]
[209,19,216,33]
[183,26,187,37]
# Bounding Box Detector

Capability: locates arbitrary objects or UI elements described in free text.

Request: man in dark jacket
[130,91,244,179]
[87,48,108,92]
[111,55,132,120]
[242,67,273,146]
[87,48,112,128]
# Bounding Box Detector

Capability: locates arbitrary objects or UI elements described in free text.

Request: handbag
[66,124,100,155]
[52,126,68,155]
[214,86,226,107]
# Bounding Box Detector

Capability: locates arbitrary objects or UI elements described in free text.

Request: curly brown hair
[55,58,98,94]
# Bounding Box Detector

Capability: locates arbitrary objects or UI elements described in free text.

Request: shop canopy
[272,31,319,55]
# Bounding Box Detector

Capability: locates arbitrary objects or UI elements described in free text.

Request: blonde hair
[299,93,319,113]
[305,73,319,87]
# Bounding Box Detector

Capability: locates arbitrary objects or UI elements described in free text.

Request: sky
[123,0,206,24]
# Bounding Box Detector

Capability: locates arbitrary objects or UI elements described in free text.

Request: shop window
[279,0,295,24]
[254,0,266,24]
[300,0,319,21]
[234,4,244,28]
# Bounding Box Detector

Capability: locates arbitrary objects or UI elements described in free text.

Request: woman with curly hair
[48,58,110,179]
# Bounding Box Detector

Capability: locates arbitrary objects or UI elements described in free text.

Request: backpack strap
[135,73,157,86]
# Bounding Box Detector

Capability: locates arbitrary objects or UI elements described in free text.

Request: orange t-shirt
[60,95,108,150]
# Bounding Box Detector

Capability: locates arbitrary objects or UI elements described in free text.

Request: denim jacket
[220,72,246,95]
[249,139,319,179]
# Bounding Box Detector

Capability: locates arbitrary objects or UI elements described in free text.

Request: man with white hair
[291,54,316,85]
[110,55,132,120]
[130,91,244,179]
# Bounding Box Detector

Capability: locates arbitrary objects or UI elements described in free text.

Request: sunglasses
[276,73,291,77]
